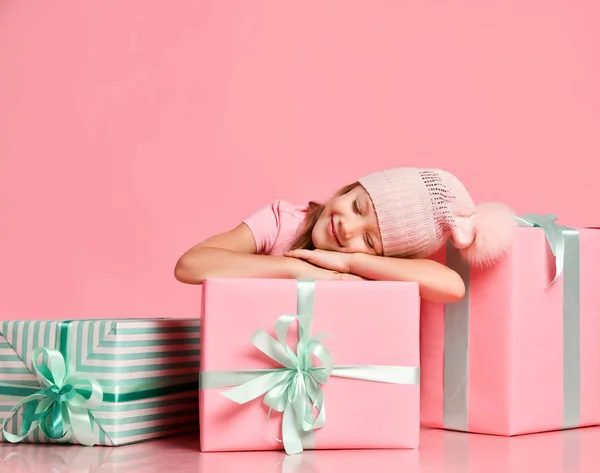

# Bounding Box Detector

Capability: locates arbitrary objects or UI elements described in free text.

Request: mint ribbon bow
[201,280,420,455]
[1,347,103,446]
[220,311,331,452]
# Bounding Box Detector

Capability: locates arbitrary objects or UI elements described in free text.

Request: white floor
[1,426,598,472]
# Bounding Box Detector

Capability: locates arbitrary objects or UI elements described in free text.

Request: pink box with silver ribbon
[420,215,600,435]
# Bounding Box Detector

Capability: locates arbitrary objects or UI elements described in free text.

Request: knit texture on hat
[358,168,516,265]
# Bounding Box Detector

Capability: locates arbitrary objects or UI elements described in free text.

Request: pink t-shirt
[243,200,308,256]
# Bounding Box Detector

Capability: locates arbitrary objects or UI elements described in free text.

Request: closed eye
[365,234,375,252]
[353,199,361,214]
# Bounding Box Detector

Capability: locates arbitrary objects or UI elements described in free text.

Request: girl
[175,167,516,303]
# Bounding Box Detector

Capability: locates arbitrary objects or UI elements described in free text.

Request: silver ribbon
[443,241,471,432]
[443,214,581,430]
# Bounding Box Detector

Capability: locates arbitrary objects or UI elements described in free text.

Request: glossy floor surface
[1,427,598,473]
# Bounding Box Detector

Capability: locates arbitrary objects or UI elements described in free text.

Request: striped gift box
[0,319,200,446]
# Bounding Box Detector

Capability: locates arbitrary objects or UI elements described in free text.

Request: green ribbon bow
[1,347,103,446]
[201,280,420,455]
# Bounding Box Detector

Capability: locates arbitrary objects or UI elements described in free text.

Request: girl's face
[312,185,383,256]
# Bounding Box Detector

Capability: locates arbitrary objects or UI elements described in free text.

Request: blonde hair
[290,182,359,250]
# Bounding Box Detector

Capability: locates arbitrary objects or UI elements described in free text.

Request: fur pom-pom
[460,203,517,266]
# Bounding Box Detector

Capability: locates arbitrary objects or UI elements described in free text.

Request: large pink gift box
[421,222,600,435]
[199,278,420,453]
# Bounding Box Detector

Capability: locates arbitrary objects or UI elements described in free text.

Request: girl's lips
[329,217,342,246]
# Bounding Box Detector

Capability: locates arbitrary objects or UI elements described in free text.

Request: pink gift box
[421,225,600,435]
[199,278,420,452]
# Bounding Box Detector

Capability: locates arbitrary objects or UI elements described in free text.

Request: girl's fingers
[285,250,310,260]
[338,273,365,281]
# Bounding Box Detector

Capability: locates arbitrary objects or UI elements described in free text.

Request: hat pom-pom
[460,203,517,266]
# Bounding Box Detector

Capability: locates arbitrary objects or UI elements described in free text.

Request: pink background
[1,1,599,320]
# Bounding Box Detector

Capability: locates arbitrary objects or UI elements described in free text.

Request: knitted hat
[358,167,516,265]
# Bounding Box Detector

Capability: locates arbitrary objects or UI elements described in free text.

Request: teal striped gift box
[0,319,200,446]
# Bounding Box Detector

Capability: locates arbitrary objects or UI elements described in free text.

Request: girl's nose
[340,217,361,240]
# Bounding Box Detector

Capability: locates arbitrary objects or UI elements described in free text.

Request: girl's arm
[347,253,465,303]
[174,224,362,284]
[284,249,465,303]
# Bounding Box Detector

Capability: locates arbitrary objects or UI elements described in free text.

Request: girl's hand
[285,249,353,274]
[286,256,364,281]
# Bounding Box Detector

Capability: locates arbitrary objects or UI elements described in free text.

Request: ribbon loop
[515,213,568,285]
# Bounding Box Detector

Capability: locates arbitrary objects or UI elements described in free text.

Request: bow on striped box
[0,319,200,446]
[420,215,600,435]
